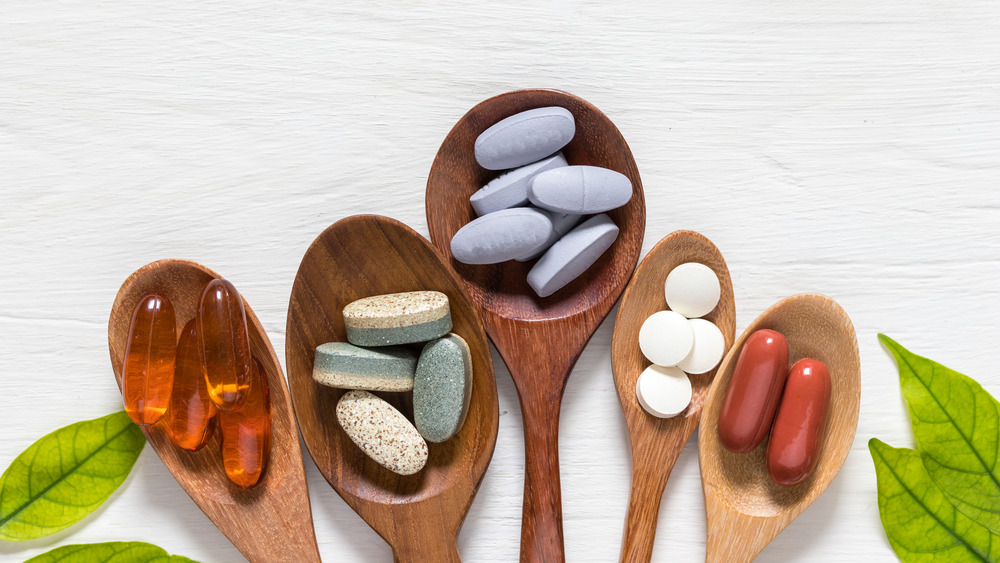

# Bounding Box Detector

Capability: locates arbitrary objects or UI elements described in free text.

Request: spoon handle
[519,393,566,563]
[392,537,460,563]
[619,454,673,562]
[618,421,698,563]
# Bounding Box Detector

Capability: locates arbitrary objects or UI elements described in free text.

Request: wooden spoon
[697,293,860,562]
[425,89,646,562]
[285,215,499,563]
[611,231,735,563]
[108,259,321,563]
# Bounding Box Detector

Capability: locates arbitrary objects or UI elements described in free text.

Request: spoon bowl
[426,89,645,561]
[108,259,321,563]
[611,231,735,562]
[697,293,860,562]
[285,215,498,563]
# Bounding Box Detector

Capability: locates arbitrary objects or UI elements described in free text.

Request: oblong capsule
[197,278,253,410]
[767,358,831,486]
[165,319,217,451]
[122,292,176,426]
[219,357,271,488]
[717,329,789,453]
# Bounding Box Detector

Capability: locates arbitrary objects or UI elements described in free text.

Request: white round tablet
[635,365,692,418]
[638,310,694,367]
[664,262,721,318]
[676,318,726,374]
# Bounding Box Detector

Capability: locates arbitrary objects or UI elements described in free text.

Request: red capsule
[164,319,217,451]
[767,358,831,486]
[219,357,271,488]
[197,279,253,410]
[122,293,176,426]
[717,329,789,453]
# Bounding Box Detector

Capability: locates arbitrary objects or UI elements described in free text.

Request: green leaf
[869,438,1000,562]
[879,334,1000,534]
[0,411,146,541]
[22,541,199,562]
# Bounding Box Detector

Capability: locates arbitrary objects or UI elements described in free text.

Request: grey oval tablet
[529,165,633,214]
[313,342,416,392]
[470,153,567,216]
[516,209,582,262]
[414,333,473,443]
[474,106,576,171]
[527,213,619,298]
[450,207,553,265]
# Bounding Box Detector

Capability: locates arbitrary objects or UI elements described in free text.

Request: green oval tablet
[413,333,473,443]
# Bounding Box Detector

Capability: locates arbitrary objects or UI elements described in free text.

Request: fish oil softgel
[164,319,217,451]
[198,278,253,410]
[122,293,176,426]
[220,357,271,488]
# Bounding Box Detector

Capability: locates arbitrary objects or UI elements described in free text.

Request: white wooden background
[2,1,999,561]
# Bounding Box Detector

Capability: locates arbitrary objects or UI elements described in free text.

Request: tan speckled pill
[336,390,428,475]
[342,291,452,346]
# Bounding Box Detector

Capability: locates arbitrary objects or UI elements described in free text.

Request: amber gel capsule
[164,319,217,451]
[122,293,176,426]
[197,279,253,410]
[219,357,271,488]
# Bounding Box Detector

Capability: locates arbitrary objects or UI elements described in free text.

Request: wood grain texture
[2,1,1000,560]
[426,89,646,562]
[107,260,320,563]
[612,231,736,563]
[698,294,861,562]
[285,215,498,563]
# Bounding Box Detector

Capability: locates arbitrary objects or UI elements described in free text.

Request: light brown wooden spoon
[611,231,735,563]
[697,293,860,562]
[285,215,498,563]
[108,259,321,563]
[426,89,645,562]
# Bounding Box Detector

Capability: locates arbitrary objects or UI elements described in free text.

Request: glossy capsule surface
[219,357,271,488]
[122,293,176,426]
[767,358,831,486]
[717,329,789,453]
[164,319,217,451]
[197,278,252,410]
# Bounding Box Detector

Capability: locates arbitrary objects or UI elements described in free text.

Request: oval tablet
[528,165,632,214]
[451,207,553,265]
[336,390,428,475]
[676,318,726,374]
[638,310,694,367]
[474,106,576,170]
[717,329,789,453]
[343,291,452,347]
[665,262,721,318]
[414,334,474,443]
[526,213,619,298]
[635,365,692,418]
[470,153,567,216]
[313,342,417,392]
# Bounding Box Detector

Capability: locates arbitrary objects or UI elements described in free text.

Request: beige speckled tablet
[336,390,429,475]
[342,291,452,346]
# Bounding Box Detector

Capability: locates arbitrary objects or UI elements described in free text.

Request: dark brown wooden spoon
[425,89,646,562]
[611,231,735,562]
[285,215,499,563]
[108,259,321,563]
[698,293,860,561]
